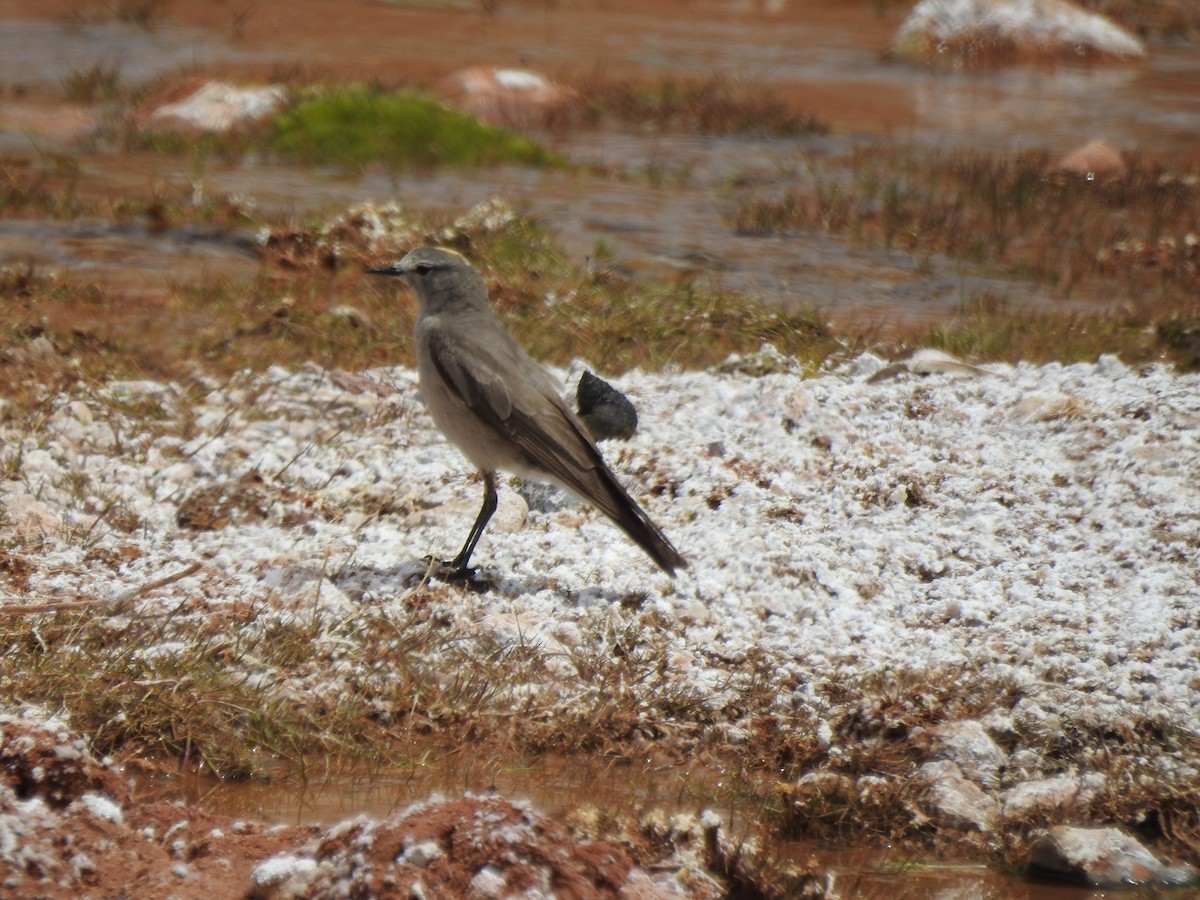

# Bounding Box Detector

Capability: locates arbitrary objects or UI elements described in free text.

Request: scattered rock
[1029,825,1199,888]
[322,201,418,259]
[576,369,639,441]
[147,80,286,133]
[257,201,417,271]
[436,66,583,129]
[259,197,519,272]
[719,342,798,376]
[0,486,61,540]
[846,352,889,379]
[2,335,64,371]
[918,719,1007,789]
[1010,391,1090,422]
[891,0,1145,66]
[867,348,988,383]
[918,760,1000,832]
[1056,139,1128,179]
[451,197,518,235]
[1002,771,1105,820]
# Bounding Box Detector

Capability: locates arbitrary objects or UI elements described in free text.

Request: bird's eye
[414,263,433,275]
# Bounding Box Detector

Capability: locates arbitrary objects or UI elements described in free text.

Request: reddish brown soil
[1,715,738,898]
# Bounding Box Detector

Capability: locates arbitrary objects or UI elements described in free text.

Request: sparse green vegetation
[912,292,1154,366]
[433,218,838,373]
[730,146,1200,368]
[0,154,83,217]
[732,147,1200,290]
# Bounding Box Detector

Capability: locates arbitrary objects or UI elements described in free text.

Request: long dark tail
[582,467,687,575]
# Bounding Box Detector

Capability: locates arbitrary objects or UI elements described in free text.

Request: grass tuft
[730,145,1200,367]
[62,62,124,105]
[915,293,1157,366]
[270,87,567,170]
[575,72,827,137]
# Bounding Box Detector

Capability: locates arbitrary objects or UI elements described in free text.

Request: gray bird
[368,247,686,577]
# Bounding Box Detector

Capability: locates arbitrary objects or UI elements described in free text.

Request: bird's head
[368,247,487,314]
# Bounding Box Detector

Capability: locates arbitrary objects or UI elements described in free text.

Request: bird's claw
[418,555,493,588]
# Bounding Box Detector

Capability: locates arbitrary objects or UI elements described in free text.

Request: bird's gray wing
[431,332,513,421]
[426,330,600,480]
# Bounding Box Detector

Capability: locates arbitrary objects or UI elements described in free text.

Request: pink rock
[436,67,582,128]
[1056,139,1128,179]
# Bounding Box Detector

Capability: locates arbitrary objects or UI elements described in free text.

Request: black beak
[367,264,405,277]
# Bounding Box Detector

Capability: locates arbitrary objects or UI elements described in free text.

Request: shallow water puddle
[131,751,721,827]
[132,756,1101,898]
[0,218,258,272]
[0,19,272,88]
[786,845,1103,900]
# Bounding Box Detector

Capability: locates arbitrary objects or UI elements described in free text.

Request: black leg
[449,471,497,574]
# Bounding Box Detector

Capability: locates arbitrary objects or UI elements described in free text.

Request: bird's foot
[419,556,495,589]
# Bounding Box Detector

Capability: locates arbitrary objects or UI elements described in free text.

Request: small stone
[1,489,61,539]
[149,80,286,133]
[866,348,987,383]
[467,863,507,896]
[1029,825,1199,888]
[435,67,583,129]
[1056,139,1127,180]
[1002,772,1104,820]
[399,840,443,868]
[719,342,795,376]
[925,719,1007,789]
[490,489,529,534]
[65,400,95,425]
[918,760,1000,832]
[1010,391,1088,423]
[1095,353,1127,376]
